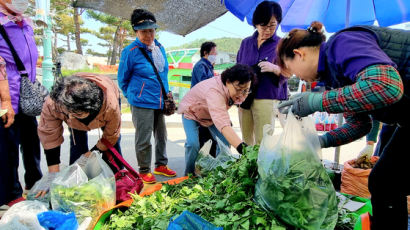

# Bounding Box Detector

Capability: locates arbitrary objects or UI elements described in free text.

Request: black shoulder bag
[0,25,49,116]
[139,47,176,116]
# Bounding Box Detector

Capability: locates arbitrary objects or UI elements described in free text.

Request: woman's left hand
[258,61,281,75]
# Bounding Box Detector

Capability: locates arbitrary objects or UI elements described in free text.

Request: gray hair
[50,76,103,114]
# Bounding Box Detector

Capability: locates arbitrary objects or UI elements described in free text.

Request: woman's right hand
[34,172,59,198]
[1,100,15,128]
[35,165,60,198]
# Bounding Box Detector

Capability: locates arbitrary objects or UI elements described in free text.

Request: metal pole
[36,0,54,90]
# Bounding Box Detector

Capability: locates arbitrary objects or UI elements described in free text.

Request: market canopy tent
[224,0,410,32]
[73,0,227,36]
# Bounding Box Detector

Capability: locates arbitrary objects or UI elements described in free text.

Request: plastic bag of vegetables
[195,137,235,176]
[50,151,115,229]
[255,112,338,230]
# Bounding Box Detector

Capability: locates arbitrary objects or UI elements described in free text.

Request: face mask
[5,0,28,14]
[207,55,217,64]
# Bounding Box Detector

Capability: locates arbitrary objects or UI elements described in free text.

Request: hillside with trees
[167,37,243,54]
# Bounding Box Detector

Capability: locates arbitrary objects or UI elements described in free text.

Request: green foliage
[105,146,287,230]
[166,37,243,54]
[61,67,104,76]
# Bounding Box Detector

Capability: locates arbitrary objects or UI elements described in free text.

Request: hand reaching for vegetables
[357,144,374,159]
[35,172,59,198]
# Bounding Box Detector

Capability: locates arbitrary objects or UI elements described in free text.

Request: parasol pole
[333,0,351,170]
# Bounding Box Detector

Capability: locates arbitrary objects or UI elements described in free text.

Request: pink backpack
[101,138,144,203]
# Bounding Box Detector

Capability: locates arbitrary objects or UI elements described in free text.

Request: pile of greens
[255,148,338,230]
[104,146,286,230]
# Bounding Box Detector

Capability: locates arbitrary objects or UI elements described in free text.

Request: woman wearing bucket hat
[118,8,176,184]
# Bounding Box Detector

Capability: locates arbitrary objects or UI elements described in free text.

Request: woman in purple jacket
[236,1,288,145]
[0,0,42,208]
[277,21,409,230]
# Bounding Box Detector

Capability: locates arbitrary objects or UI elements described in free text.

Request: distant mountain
[166,37,243,54]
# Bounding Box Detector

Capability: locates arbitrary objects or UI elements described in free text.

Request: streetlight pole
[35,0,54,90]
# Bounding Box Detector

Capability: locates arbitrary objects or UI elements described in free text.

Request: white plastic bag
[255,112,337,230]
[50,151,115,228]
[194,137,235,176]
[0,200,48,230]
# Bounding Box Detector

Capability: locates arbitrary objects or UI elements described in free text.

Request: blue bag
[37,211,79,230]
[167,210,223,230]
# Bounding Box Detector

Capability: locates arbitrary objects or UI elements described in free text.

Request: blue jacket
[191,57,214,88]
[118,38,169,109]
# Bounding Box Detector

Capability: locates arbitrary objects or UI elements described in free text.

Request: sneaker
[7,196,25,207]
[140,173,156,184]
[154,165,177,177]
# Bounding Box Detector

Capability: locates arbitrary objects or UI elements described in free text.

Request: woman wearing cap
[276,21,409,229]
[236,1,288,146]
[118,8,176,184]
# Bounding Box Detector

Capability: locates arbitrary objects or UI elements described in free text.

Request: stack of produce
[104,145,286,230]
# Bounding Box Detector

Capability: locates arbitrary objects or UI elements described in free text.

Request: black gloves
[236,142,248,154]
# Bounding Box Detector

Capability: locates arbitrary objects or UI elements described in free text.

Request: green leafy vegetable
[105,146,286,230]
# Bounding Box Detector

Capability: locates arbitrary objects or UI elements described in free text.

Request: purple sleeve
[236,40,245,63]
[328,31,396,82]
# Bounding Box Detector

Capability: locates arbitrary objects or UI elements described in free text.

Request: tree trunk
[52,29,58,60]
[73,7,82,54]
[109,25,120,65]
[117,27,125,60]
[67,34,71,51]
[107,46,112,65]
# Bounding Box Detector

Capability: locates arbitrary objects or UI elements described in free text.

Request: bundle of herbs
[104,145,286,230]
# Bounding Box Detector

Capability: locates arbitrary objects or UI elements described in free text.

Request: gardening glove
[277,92,323,117]
[318,135,328,148]
[357,144,374,159]
[34,172,58,198]
[258,61,281,75]
[236,142,248,154]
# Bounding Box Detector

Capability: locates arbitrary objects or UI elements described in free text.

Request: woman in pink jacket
[178,64,255,175]
[35,73,122,197]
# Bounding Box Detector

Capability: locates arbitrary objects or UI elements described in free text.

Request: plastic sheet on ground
[0,200,48,230]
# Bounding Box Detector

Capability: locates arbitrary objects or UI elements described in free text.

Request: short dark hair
[50,76,103,115]
[131,9,156,32]
[200,41,216,57]
[252,1,282,26]
[221,64,256,85]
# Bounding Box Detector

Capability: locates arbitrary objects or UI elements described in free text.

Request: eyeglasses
[232,84,252,96]
[260,23,277,31]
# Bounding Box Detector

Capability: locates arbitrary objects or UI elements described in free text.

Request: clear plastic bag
[195,137,235,176]
[254,112,337,230]
[50,151,115,229]
[0,200,48,230]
